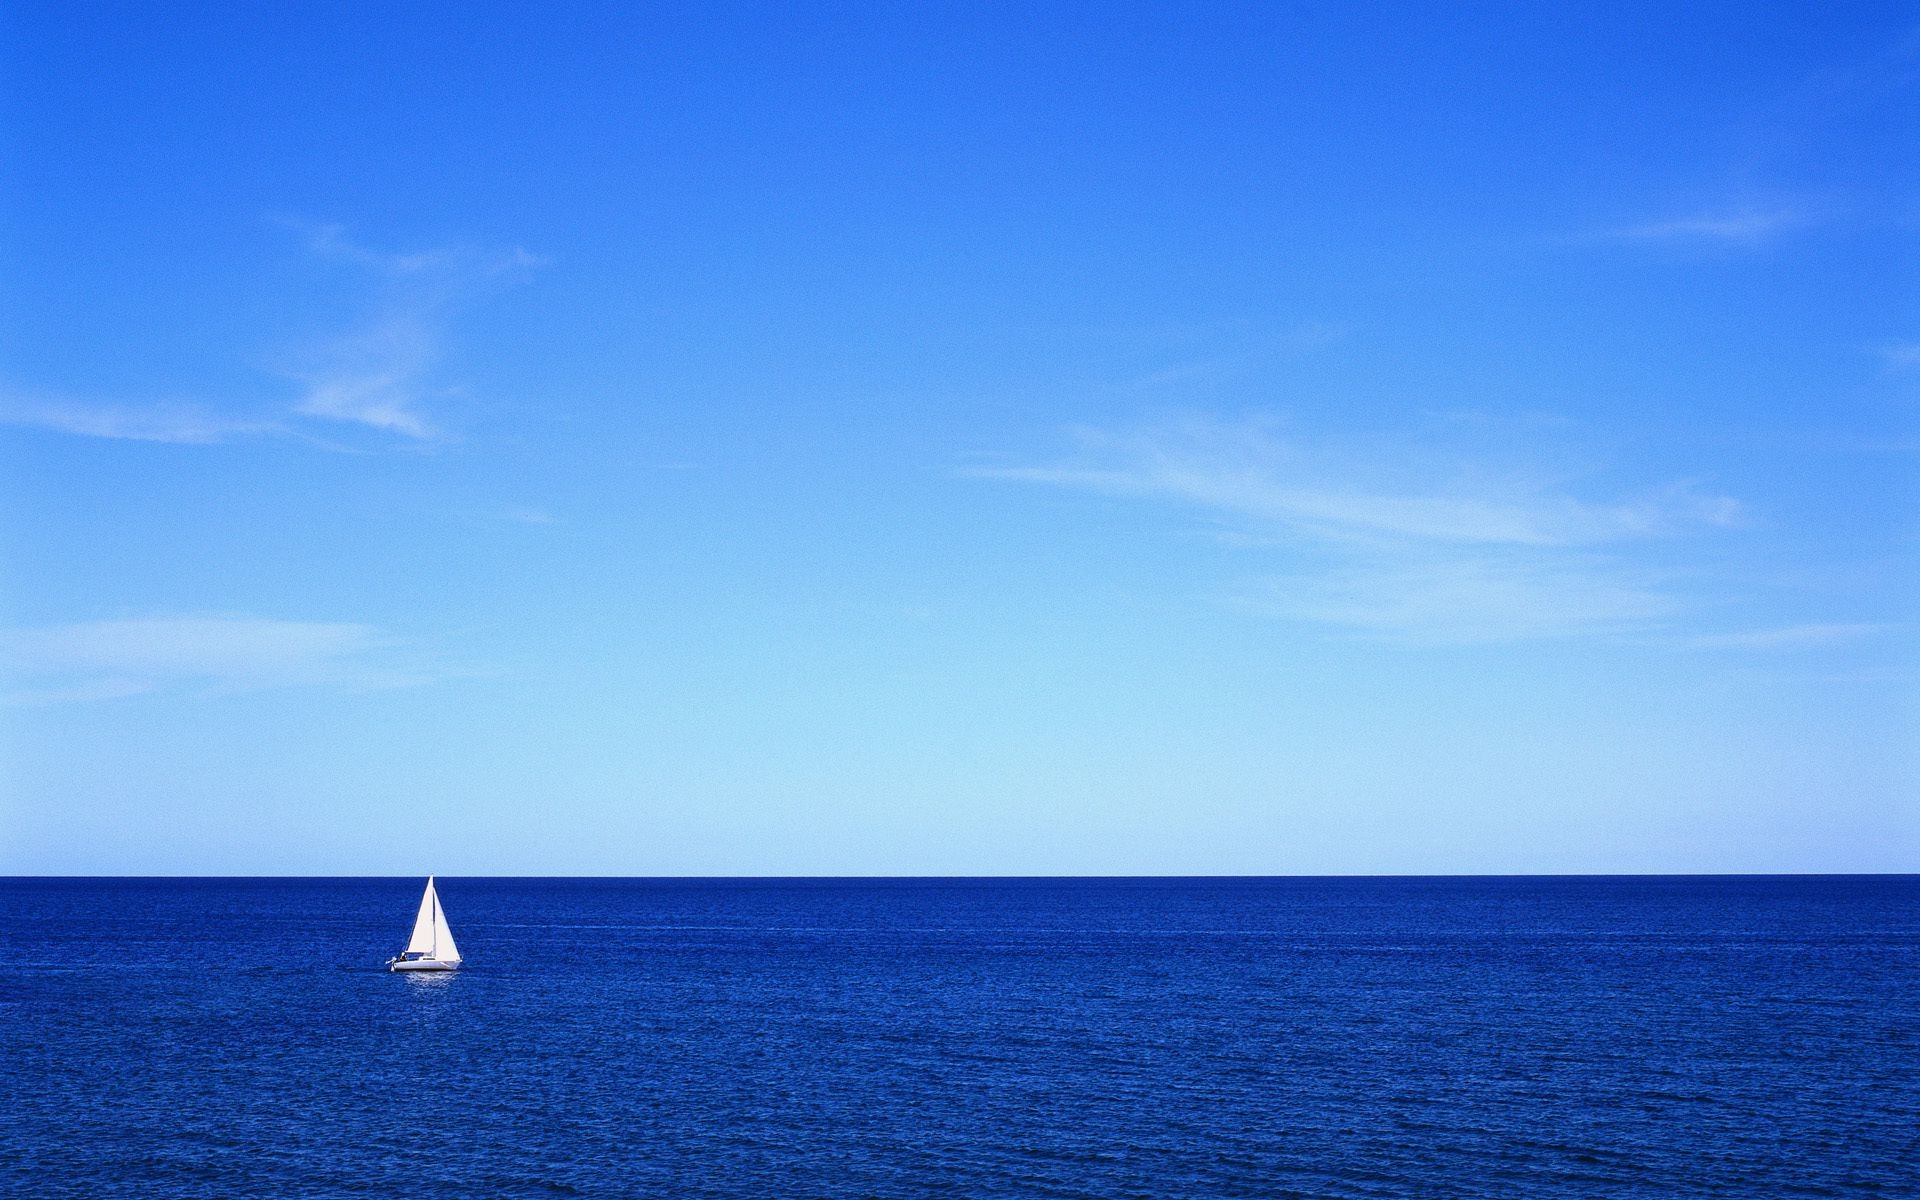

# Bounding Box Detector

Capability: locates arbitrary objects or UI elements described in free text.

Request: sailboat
[387,876,462,971]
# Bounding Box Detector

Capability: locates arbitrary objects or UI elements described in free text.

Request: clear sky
[1,2,1914,875]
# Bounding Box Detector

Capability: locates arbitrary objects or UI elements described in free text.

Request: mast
[405,877,438,957]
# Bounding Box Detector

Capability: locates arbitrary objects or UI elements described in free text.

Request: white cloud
[0,398,282,444]
[1679,622,1896,650]
[1243,557,1679,643]
[291,219,546,283]
[2,222,540,446]
[2,615,431,703]
[1607,205,1814,244]
[4,678,155,706]
[296,371,437,438]
[974,416,1742,643]
[969,420,1740,548]
[278,226,541,440]
[1878,342,1920,371]
[290,314,441,439]
[1128,320,1351,387]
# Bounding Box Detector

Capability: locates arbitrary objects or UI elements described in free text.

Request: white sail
[390,876,462,970]
[405,877,442,956]
[431,884,460,963]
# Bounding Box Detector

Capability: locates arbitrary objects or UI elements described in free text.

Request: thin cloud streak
[289,218,547,283]
[979,463,1742,547]
[976,417,1743,642]
[0,397,284,444]
[1238,557,1680,643]
[3,222,540,446]
[2,615,433,703]
[1605,204,1817,244]
[290,315,442,439]
[296,371,437,438]
[969,422,1741,548]
[1128,320,1351,388]
[1678,622,1898,650]
[1878,342,1920,371]
[279,224,542,440]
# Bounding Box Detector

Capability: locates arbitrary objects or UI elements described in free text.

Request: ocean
[2,876,1915,1197]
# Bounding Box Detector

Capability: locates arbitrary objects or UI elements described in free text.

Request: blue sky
[1,2,1914,874]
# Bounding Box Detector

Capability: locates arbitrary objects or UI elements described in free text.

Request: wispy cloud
[981,461,1740,547]
[0,222,540,446]
[1603,203,1819,245]
[1240,556,1680,644]
[1127,320,1350,388]
[278,222,542,440]
[0,398,283,444]
[1677,622,1897,650]
[2,615,433,704]
[289,315,443,439]
[1877,342,1920,371]
[972,416,1742,642]
[968,419,1740,548]
[292,219,545,283]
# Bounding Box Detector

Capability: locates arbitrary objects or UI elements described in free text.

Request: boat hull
[389,958,460,972]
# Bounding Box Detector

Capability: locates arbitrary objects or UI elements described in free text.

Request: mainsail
[404,876,460,961]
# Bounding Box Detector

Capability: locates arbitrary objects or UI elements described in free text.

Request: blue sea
[2,876,1916,1197]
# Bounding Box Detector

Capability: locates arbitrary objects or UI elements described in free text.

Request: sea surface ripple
[2,876,1916,1197]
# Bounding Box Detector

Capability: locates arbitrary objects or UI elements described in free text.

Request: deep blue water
[2,877,1916,1198]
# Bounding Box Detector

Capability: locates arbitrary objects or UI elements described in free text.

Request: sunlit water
[3,876,1915,1197]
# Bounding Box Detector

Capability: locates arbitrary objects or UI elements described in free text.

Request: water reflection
[399,969,457,991]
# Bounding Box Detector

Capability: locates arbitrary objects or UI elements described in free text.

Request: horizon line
[4,871,1915,881]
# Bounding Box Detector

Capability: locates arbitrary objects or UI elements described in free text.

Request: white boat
[387,876,462,971]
